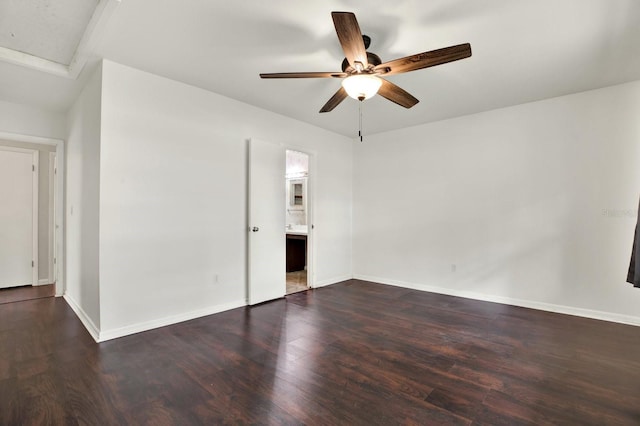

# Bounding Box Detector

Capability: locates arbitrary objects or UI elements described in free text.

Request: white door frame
[48,152,57,284]
[0,132,65,296]
[0,146,38,287]
[285,146,317,289]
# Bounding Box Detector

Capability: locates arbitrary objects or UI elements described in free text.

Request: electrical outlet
[451,264,457,273]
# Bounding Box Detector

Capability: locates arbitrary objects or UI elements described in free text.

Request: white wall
[0,100,66,140]
[98,60,352,337]
[354,80,640,325]
[65,65,102,334]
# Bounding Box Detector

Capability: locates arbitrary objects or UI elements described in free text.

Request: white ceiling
[1,0,640,137]
[0,0,98,65]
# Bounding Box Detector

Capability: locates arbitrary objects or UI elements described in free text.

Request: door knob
[252,227,259,232]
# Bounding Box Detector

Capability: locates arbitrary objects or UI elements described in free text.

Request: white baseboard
[97,299,247,342]
[36,278,51,286]
[63,294,100,342]
[353,274,640,327]
[313,274,353,288]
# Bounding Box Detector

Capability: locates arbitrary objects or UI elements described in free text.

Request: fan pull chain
[358,101,363,142]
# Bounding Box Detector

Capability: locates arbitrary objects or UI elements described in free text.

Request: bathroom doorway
[285,149,311,294]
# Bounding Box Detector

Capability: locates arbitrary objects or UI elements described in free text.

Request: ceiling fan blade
[331,12,368,70]
[260,72,347,79]
[377,79,419,108]
[319,87,348,113]
[374,43,472,76]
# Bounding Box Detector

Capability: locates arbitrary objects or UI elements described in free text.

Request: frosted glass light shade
[341,74,382,100]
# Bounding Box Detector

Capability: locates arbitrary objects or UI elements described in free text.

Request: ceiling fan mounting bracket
[341,51,382,73]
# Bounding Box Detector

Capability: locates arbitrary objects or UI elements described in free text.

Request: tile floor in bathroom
[286,270,308,294]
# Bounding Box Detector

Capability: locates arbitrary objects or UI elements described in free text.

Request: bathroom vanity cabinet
[286,233,307,272]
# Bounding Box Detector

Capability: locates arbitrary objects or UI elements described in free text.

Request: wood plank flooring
[1,279,639,425]
[0,283,55,305]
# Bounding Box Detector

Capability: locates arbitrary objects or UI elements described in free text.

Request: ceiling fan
[260,11,472,113]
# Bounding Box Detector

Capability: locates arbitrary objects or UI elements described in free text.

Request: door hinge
[32,260,34,267]
[54,257,56,264]
[32,165,35,172]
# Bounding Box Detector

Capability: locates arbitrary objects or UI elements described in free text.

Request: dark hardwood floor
[0,283,55,305]
[1,279,639,425]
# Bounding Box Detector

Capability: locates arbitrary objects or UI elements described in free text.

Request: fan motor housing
[341,52,382,72]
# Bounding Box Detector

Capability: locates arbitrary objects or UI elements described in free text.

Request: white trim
[306,152,317,289]
[31,150,39,288]
[67,0,121,79]
[63,294,100,342]
[284,146,318,289]
[53,144,64,297]
[314,275,353,288]
[48,152,56,284]
[353,274,640,327]
[0,0,120,79]
[0,132,65,297]
[37,278,51,286]
[0,145,40,157]
[0,46,69,77]
[0,146,38,154]
[97,300,247,342]
[0,133,61,146]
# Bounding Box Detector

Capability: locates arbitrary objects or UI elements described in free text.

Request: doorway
[285,150,311,294]
[0,132,64,303]
[247,140,314,304]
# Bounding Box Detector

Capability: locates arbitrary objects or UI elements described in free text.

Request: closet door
[0,148,36,288]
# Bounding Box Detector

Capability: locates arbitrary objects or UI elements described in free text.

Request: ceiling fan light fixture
[341,74,382,101]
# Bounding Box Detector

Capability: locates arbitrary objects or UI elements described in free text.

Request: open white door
[248,138,286,305]
[0,148,37,289]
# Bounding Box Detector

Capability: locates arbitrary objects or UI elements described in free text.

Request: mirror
[289,179,304,209]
